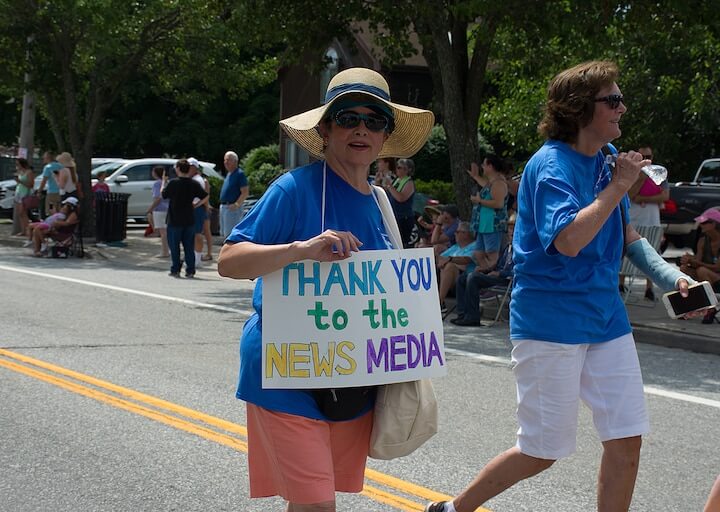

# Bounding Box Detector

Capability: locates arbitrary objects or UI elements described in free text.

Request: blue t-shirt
[510,140,631,344]
[440,243,477,272]
[42,162,62,194]
[151,180,169,212]
[219,167,248,204]
[226,161,393,420]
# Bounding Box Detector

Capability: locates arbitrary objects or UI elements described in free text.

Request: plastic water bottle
[605,154,667,185]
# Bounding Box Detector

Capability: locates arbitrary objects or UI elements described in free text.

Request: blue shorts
[475,231,503,252]
[193,207,207,233]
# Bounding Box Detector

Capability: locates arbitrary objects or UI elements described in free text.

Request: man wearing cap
[38,151,62,216]
[219,151,249,239]
[430,204,460,257]
[188,158,212,264]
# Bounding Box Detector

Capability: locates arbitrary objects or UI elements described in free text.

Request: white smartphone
[662,281,718,319]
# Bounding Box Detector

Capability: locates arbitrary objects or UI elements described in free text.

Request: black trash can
[95,192,131,243]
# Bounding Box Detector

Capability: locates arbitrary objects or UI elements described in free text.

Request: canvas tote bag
[368,185,439,460]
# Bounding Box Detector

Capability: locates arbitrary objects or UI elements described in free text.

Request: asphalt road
[1,245,718,512]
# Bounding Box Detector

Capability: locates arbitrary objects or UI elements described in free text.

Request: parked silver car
[91,158,222,220]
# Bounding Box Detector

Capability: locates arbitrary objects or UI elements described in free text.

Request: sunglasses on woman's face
[594,94,625,109]
[334,110,390,132]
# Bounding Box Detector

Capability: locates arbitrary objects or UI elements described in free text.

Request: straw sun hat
[280,67,434,159]
[56,152,76,168]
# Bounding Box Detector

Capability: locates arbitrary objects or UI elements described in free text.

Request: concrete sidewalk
[2,219,719,355]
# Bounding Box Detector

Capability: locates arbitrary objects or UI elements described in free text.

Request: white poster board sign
[262,248,446,389]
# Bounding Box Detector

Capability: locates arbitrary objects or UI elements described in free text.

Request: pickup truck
[661,158,720,248]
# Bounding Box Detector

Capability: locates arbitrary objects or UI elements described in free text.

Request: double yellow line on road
[0,349,485,511]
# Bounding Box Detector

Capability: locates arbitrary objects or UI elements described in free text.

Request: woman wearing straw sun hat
[54,152,79,201]
[217,67,433,510]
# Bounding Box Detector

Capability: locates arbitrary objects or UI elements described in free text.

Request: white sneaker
[22,240,32,247]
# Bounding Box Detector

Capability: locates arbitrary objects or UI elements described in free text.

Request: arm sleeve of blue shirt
[534,169,580,255]
[226,181,296,245]
[237,171,248,188]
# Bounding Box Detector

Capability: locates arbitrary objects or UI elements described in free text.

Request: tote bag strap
[372,184,403,250]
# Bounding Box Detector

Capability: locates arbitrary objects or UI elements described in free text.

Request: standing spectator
[619,145,668,300]
[12,158,35,237]
[38,151,62,216]
[372,156,396,188]
[381,157,416,247]
[467,155,509,271]
[425,60,693,512]
[162,159,208,278]
[188,157,213,263]
[54,152,78,200]
[451,213,516,327]
[218,67,433,511]
[430,204,460,257]
[146,166,170,258]
[219,151,249,239]
[92,169,110,194]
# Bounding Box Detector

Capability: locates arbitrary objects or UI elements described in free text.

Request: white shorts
[511,333,649,460]
[152,211,167,229]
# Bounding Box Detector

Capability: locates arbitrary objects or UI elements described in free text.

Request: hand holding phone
[662,281,718,319]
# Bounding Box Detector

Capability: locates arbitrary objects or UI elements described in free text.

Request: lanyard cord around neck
[321,160,391,247]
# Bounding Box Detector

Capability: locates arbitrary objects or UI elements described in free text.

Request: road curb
[632,323,720,355]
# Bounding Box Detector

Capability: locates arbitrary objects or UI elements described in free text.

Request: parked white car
[91,158,222,220]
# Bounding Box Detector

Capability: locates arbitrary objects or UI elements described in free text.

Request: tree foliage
[0,0,277,229]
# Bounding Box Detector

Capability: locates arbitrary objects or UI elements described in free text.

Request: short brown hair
[538,60,619,143]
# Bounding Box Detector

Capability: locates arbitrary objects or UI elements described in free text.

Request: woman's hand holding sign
[298,229,363,261]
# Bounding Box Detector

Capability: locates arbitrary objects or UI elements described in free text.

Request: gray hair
[397,158,415,176]
[458,221,474,236]
[224,151,239,162]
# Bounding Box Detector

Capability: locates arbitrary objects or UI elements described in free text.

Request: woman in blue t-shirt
[217,68,433,511]
[425,61,694,512]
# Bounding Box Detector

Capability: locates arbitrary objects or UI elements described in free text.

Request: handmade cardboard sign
[262,248,446,389]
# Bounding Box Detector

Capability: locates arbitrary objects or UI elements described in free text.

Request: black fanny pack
[311,386,374,421]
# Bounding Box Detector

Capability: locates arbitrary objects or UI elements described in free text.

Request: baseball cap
[695,208,720,224]
[187,157,200,168]
[61,197,79,206]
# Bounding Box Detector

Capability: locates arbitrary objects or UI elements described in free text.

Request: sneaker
[644,288,655,301]
[185,272,195,278]
[201,254,212,261]
[451,317,481,327]
[440,302,448,314]
[22,240,32,247]
[425,502,447,512]
[168,272,180,278]
[619,284,628,294]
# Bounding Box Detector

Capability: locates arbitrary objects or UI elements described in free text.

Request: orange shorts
[246,403,372,504]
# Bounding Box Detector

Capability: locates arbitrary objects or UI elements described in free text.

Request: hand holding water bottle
[606,150,667,186]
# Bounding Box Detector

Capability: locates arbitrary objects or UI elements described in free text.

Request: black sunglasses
[594,94,625,109]
[334,110,391,133]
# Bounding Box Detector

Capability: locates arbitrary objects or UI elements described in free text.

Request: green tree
[0,0,276,230]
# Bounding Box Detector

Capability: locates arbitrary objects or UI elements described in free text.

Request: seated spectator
[451,213,516,326]
[31,197,79,257]
[679,207,720,323]
[24,210,68,245]
[437,221,476,313]
[416,205,441,248]
[429,204,460,257]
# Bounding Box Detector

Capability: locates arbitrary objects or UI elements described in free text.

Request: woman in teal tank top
[468,154,508,271]
[13,158,35,236]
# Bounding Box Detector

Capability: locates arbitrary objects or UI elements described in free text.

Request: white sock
[195,251,202,266]
[444,502,457,512]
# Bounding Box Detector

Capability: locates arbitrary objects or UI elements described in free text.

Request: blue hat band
[324,82,391,104]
